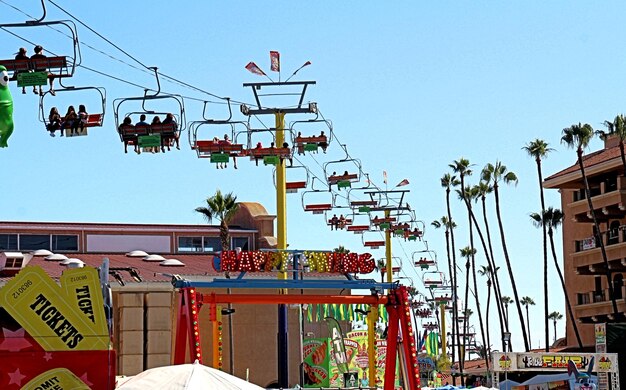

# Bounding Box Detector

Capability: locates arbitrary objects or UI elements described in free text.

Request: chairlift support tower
[240,80,317,388]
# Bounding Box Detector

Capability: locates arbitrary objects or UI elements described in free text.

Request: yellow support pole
[385,209,392,283]
[276,111,287,256]
[367,305,379,386]
[440,303,446,359]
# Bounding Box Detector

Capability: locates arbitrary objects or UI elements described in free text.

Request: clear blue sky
[2,0,626,353]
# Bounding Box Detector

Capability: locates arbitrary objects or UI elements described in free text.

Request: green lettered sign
[210,153,229,163]
[17,71,48,87]
[139,134,161,148]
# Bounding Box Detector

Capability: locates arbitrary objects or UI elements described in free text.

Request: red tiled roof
[0,253,348,285]
[544,144,622,182]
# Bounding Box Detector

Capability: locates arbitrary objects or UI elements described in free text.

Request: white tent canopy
[116,361,265,390]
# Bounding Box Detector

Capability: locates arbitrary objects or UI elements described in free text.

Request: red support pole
[384,298,400,390]
[397,287,420,389]
[174,288,190,364]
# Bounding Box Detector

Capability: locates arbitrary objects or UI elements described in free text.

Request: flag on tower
[245,62,266,76]
[270,51,280,72]
[396,179,410,187]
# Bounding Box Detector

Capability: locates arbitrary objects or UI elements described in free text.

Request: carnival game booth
[0,260,116,389]
[492,351,620,390]
[171,249,420,390]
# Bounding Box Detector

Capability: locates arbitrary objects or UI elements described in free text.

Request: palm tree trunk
[463,200,488,366]
[535,157,550,353]
[485,281,492,358]
[444,228,456,367]
[220,220,235,375]
[446,188,463,385]
[480,196,506,351]
[525,305,531,349]
[577,148,619,315]
[493,182,530,351]
[548,228,583,348]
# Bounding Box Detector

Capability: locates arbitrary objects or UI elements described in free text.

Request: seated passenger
[136,114,149,126]
[318,130,328,153]
[30,44,55,96]
[118,116,138,154]
[329,214,339,231]
[76,104,88,134]
[254,141,262,166]
[61,105,77,136]
[281,141,293,167]
[162,113,179,151]
[14,47,29,94]
[47,107,62,137]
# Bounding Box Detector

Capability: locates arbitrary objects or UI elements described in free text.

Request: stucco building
[544,135,626,348]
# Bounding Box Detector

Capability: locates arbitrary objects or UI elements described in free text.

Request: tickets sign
[0,266,109,351]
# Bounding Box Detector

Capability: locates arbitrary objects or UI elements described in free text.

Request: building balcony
[572,229,626,274]
[568,176,626,222]
[575,286,626,323]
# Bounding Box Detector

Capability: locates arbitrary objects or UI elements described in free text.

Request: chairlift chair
[412,252,437,270]
[245,127,292,166]
[188,100,247,163]
[361,230,385,250]
[301,178,333,215]
[289,115,333,155]
[423,271,444,289]
[272,164,310,193]
[113,68,186,153]
[0,2,81,84]
[39,84,106,137]
[323,145,362,190]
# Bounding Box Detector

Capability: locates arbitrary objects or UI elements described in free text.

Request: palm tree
[501,295,513,346]
[459,245,477,367]
[597,114,626,175]
[482,162,530,351]
[520,296,535,349]
[441,172,462,385]
[473,181,506,348]
[195,190,240,252]
[530,208,583,348]
[523,139,554,353]
[432,216,457,367]
[478,264,496,358]
[561,123,619,316]
[195,189,239,374]
[548,311,564,344]
[459,186,488,366]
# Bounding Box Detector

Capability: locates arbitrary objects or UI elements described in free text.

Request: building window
[608,221,621,246]
[0,234,18,251]
[52,235,78,252]
[203,237,222,253]
[178,237,203,252]
[19,234,50,251]
[4,256,23,268]
[231,237,250,251]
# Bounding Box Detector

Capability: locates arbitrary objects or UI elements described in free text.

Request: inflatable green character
[0,65,14,148]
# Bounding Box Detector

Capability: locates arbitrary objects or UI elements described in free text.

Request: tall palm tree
[478,264,495,358]
[523,139,554,353]
[561,123,619,316]
[520,296,535,349]
[195,189,239,374]
[530,208,583,348]
[460,186,488,366]
[441,173,462,385]
[548,311,564,344]
[501,295,513,349]
[473,181,506,348]
[195,190,240,252]
[597,114,626,175]
[459,245,477,368]
[432,216,457,367]
[482,162,530,351]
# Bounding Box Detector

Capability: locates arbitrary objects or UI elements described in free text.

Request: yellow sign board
[22,368,90,390]
[0,266,109,351]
